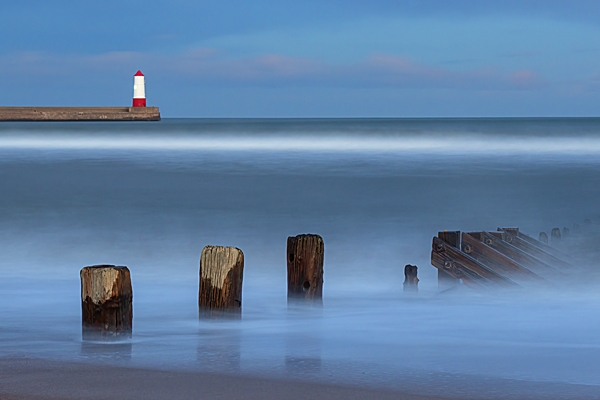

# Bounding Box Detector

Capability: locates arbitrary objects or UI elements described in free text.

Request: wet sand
[0,357,445,400]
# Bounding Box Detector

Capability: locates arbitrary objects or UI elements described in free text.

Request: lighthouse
[132,70,146,107]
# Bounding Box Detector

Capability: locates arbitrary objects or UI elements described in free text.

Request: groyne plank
[436,231,461,289]
[431,236,519,289]
[468,232,566,280]
[460,232,547,284]
[498,228,574,266]
[499,230,573,270]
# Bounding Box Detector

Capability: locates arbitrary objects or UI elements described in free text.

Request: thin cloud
[0,51,147,76]
[355,54,545,90]
[509,70,544,88]
[578,72,600,92]
[160,49,327,81]
[0,49,546,91]
[361,54,449,83]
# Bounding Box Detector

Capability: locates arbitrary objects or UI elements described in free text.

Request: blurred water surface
[0,118,599,399]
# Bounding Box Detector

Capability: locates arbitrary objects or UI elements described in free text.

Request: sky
[1,0,599,117]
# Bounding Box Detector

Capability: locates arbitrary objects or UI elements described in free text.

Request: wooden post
[539,232,548,244]
[80,265,132,340]
[287,234,324,303]
[199,245,244,318]
[499,227,519,236]
[551,228,561,242]
[437,231,461,290]
[403,264,419,292]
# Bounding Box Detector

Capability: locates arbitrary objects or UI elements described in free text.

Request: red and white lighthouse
[132,70,146,107]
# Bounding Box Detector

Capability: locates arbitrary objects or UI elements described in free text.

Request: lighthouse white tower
[132,70,146,107]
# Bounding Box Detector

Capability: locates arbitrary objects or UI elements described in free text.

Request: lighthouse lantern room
[132,70,146,107]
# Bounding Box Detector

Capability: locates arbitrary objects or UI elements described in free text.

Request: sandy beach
[0,357,445,400]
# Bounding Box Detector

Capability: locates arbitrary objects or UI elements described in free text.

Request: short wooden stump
[80,265,132,340]
[287,234,324,303]
[403,264,419,292]
[199,245,244,318]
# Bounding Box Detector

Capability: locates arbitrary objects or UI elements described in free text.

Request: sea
[0,118,599,399]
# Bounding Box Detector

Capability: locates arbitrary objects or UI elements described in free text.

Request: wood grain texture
[473,232,565,279]
[432,228,576,291]
[199,245,244,317]
[431,236,518,289]
[80,265,132,340]
[287,234,324,302]
[437,232,461,289]
[509,229,574,262]
[461,232,547,284]
[498,230,573,269]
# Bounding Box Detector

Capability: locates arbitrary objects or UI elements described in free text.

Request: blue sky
[1,0,599,117]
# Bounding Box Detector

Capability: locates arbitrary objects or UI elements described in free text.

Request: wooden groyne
[431,227,573,290]
[0,106,160,121]
[68,223,600,342]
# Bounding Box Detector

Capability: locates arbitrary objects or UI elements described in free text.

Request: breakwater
[0,106,160,121]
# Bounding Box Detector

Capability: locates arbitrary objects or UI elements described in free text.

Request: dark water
[0,118,600,399]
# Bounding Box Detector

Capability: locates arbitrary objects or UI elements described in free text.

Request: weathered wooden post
[437,231,461,290]
[539,232,548,244]
[80,265,132,340]
[287,234,324,303]
[551,228,561,242]
[199,245,244,318]
[403,264,419,292]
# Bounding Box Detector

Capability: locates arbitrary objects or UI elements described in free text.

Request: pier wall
[0,107,160,121]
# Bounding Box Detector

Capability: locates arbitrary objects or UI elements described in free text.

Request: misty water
[1,118,600,399]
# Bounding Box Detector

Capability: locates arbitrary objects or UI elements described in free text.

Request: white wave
[0,134,599,155]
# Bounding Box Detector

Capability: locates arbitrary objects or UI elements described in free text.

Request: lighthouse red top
[133,70,146,107]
